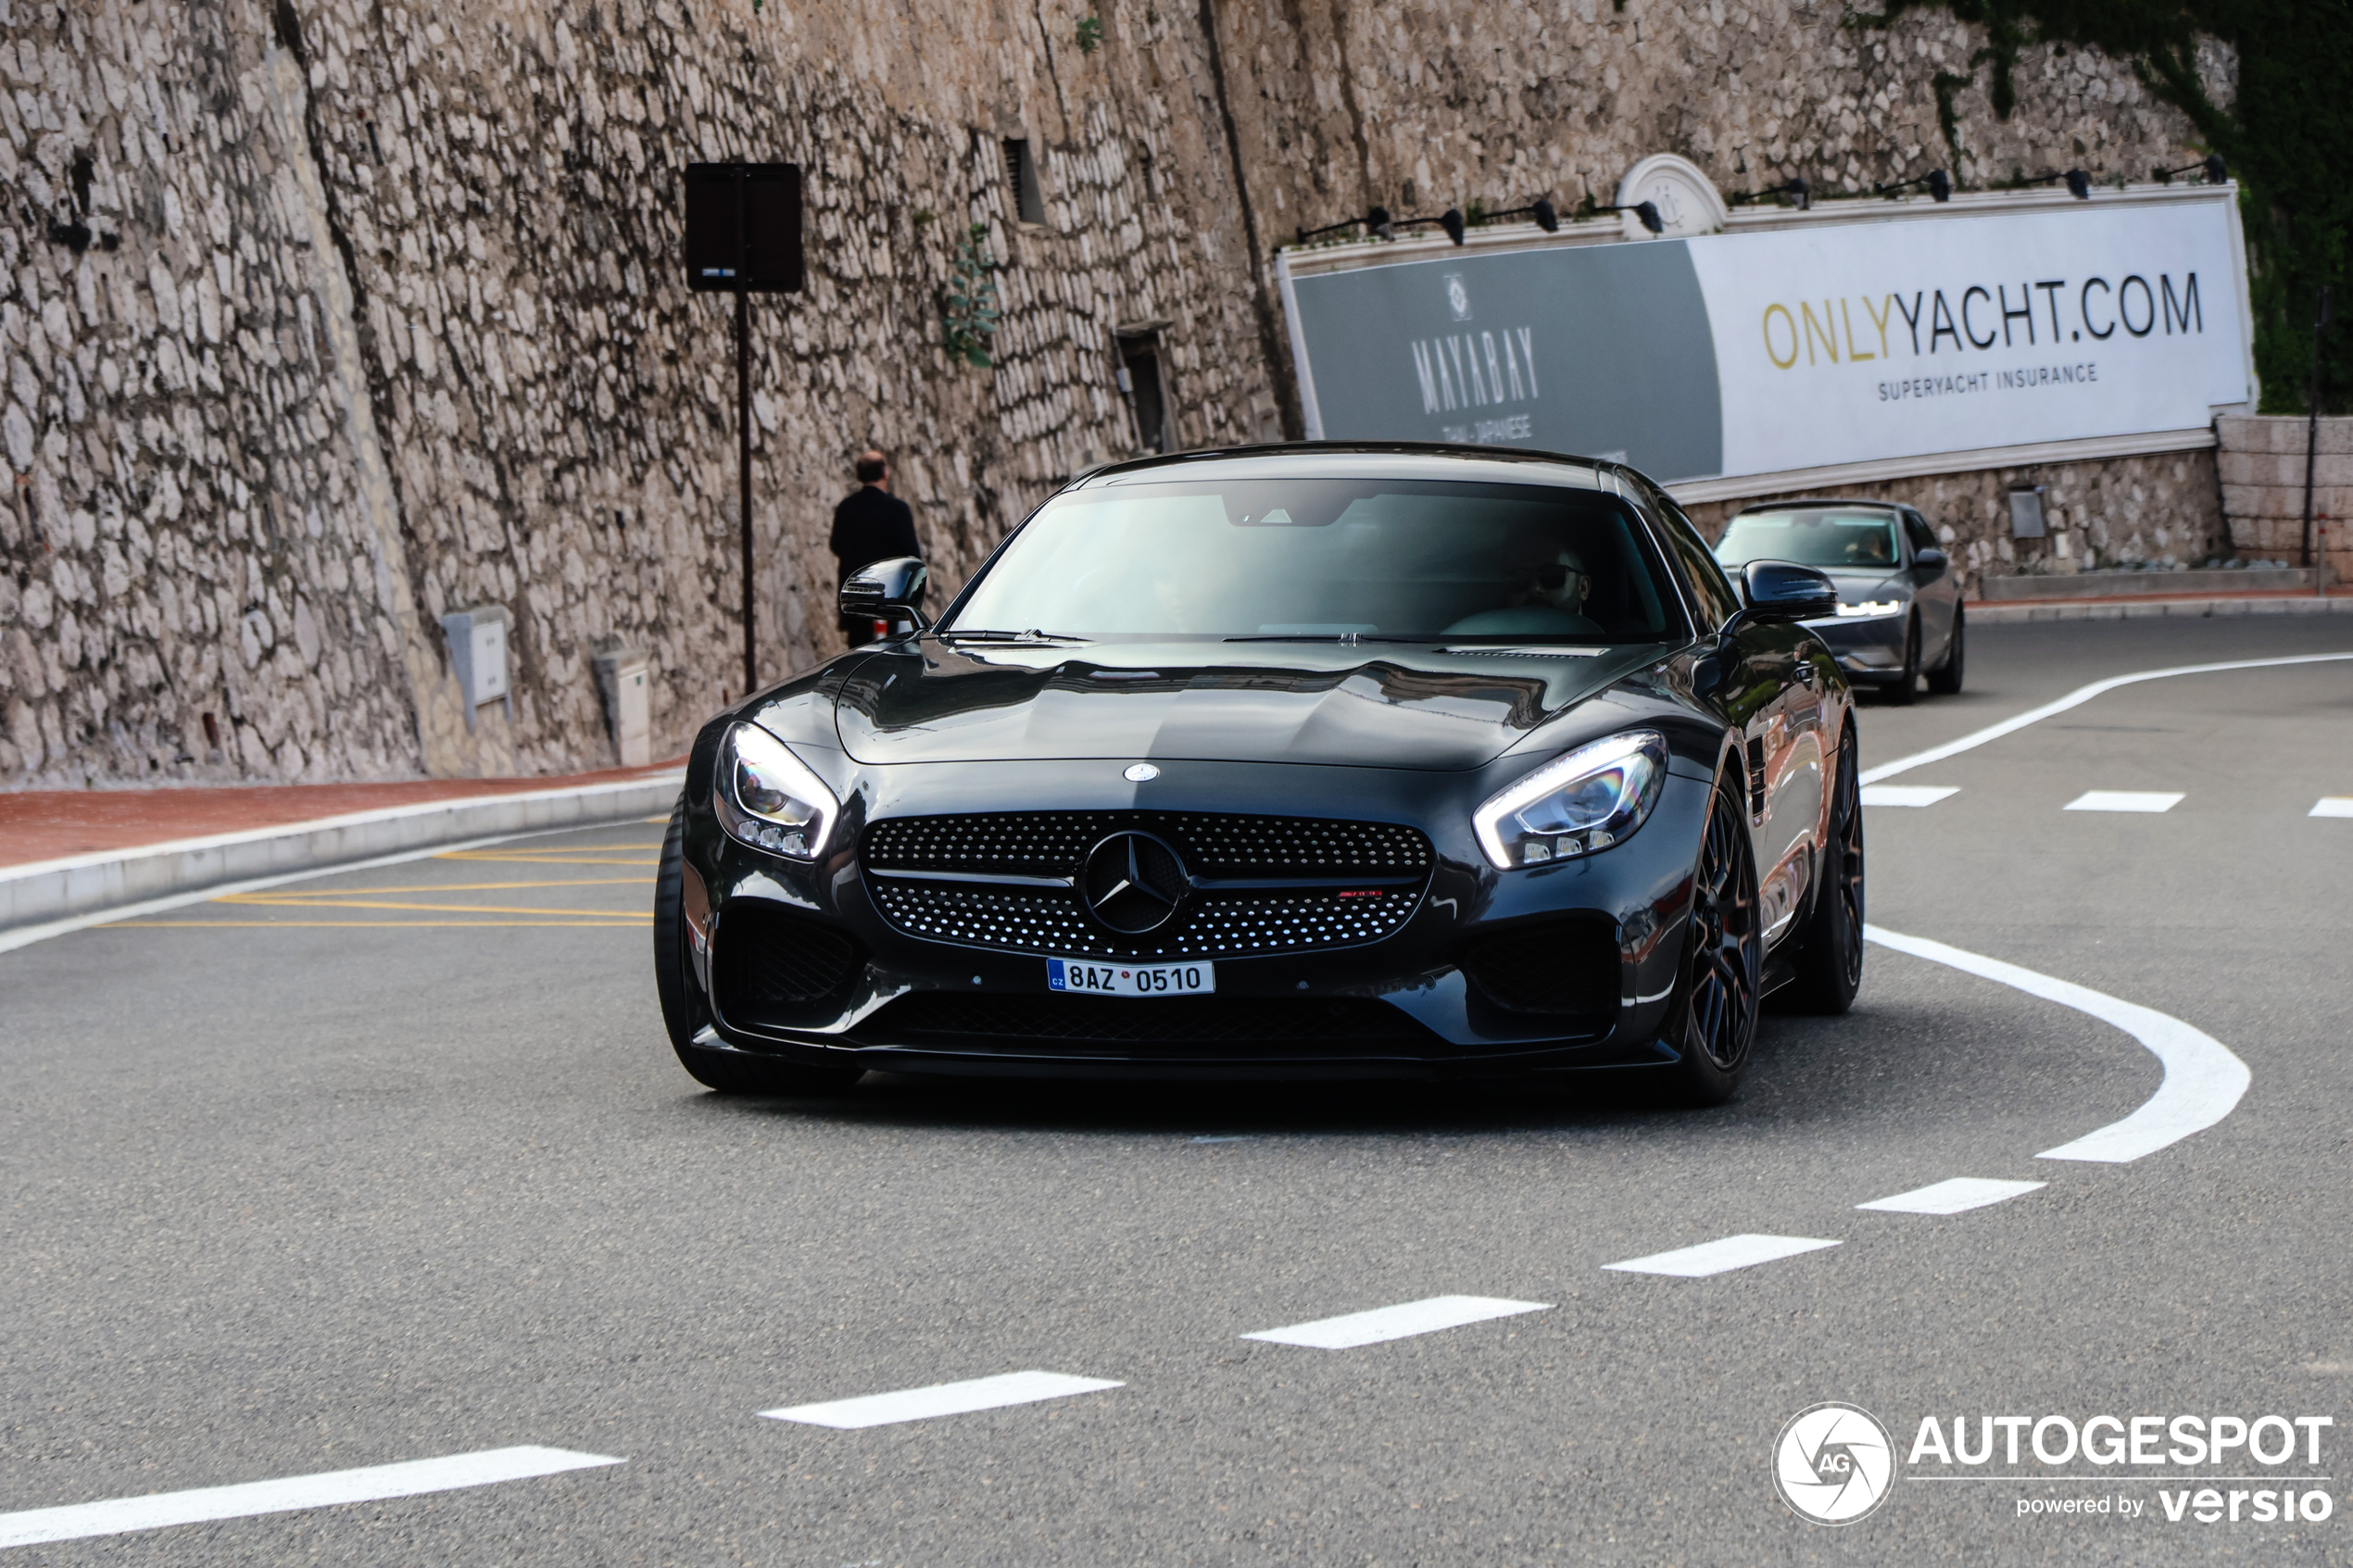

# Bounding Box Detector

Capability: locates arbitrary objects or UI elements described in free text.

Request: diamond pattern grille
[862,810,1432,960]
[863,811,1430,878]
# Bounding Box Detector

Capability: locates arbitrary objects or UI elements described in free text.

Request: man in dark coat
[829,449,920,646]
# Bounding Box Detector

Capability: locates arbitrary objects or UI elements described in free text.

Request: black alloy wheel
[653,799,862,1096]
[1779,723,1865,1014]
[1667,779,1763,1104]
[1884,617,1920,706]
[1927,605,1966,694]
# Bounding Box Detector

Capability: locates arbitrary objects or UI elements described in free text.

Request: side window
[1645,486,1742,630]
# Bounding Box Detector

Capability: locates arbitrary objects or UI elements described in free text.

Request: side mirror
[839,556,929,635]
[1740,559,1839,622]
[1913,546,1949,573]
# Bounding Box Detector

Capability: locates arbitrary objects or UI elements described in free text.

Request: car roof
[1731,497,1909,516]
[1071,441,1619,494]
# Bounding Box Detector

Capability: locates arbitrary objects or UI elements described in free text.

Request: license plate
[1046,958,1216,997]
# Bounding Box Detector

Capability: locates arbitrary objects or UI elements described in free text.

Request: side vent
[1746,736,1767,821]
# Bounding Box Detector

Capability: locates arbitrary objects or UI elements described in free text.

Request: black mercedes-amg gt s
[653,445,1863,1103]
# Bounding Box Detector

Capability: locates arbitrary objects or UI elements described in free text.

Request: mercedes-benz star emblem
[1080,832,1189,935]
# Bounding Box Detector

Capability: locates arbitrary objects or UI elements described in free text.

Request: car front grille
[854,992,1442,1057]
[863,811,1431,878]
[862,811,1433,960]
[712,898,863,1026]
[1458,920,1621,1017]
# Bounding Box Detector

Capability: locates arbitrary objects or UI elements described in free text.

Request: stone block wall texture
[1682,449,2231,596]
[2,0,2232,786]
[2216,415,2353,585]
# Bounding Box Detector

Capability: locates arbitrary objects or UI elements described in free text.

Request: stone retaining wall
[3,0,2233,785]
[2217,415,2352,586]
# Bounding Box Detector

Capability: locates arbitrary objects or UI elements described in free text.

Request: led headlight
[713,721,838,859]
[1473,731,1667,871]
[1834,598,1907,619]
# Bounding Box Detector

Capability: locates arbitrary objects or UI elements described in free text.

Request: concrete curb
[0,771,685,935]
[1968,596,2353,624]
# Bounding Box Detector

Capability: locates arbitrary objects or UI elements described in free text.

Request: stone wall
[1681,448,2231,596]
[1210,0,2232,263]
[2217,415,2352,585]
[2,0,2234,787]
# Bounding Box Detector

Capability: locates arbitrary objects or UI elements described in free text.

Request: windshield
[943,478,1685,644]
[1715,508,1902,571]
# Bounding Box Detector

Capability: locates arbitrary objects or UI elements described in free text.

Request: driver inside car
[1442,542,1604,638]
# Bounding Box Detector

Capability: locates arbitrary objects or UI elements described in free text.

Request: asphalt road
[2,614,2348,1565]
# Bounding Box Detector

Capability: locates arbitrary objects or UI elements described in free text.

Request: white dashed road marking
[1856,1177,2047,1215]
[1865,924,2250,1163]
[2064,791,2184,813]
[0,1447,623,1550]
[1601,1235,1841,1278]
[1860,784,1959,808]
[760,1372,1124,1429]
[2311,797,2353,818]
[1243,1296,1553,1348]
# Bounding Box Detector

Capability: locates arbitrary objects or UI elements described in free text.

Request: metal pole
[736,285,756,696]
[2300,284,2329,572]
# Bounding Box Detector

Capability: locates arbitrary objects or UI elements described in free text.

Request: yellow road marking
[442,841,661,855]
[433,853,659,866]
[234,877,654,897]
[211,896,651,917]
[104,919,648,929]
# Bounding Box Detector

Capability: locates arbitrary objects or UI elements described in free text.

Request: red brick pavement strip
[0,761,687,871]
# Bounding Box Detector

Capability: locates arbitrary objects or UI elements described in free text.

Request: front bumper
[1801,609,1909,682]
[686,758,1714,1079]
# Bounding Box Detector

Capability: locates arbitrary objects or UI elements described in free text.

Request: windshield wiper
[937,628,1091,644]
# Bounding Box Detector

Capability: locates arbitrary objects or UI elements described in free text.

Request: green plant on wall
[1853,0,2350,415]
[942,222,1002,370]
[1076,14,1104,53]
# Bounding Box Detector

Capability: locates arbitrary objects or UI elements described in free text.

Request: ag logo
[1774,1402,1895,1524]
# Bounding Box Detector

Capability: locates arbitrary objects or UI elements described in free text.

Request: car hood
[1819,568,1912,602]
[832,640,1665,770]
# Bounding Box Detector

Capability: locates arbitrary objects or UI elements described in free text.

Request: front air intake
[1459,920,1620,1018]
[711,899,862,1027]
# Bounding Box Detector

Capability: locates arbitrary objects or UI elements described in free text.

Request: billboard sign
[1277,190,2252,489]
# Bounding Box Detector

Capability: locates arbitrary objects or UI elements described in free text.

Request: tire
[654,798,862,1097]
[1777,724,1864,1015]
[1926,605,1965,695]
[1882,618,1920,706]
[1665,776,1764,1105]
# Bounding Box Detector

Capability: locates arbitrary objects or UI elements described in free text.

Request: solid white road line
[760,1372,1123,1429]
[1241,1295,1553,1349]
[1857,651,2353,785]
[1601,1235,1841,1278]
[2064,790,2184,812]
[0,1447,622,1550]
[2312,797,2353,819]
[1856,1177,2047,1215]
[1860,784,1959,808]
[1864,924,2250,1163]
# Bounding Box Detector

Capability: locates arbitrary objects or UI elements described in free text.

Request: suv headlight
[713,721,839,859]
[1473,731,1667,870]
